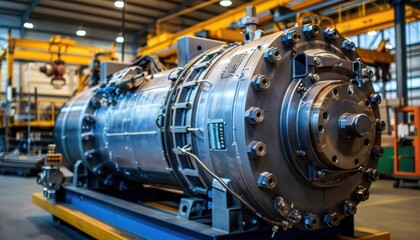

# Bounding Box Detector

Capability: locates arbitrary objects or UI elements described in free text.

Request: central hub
[309,82,375,170]
[339,113,371,138]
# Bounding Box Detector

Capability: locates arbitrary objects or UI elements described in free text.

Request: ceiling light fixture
[114,0,124,8]
[24,22,34,29]
[367,31,377,36]
[219,0,232,7]
[116,33,124,43]
[76,29,86,36]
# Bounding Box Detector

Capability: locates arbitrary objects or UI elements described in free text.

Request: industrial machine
[35,7,387,239]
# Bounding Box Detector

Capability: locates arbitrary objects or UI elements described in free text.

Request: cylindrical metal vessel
[55,25,382,230]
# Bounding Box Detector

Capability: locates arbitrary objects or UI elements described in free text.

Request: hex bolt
[323,212,340,227]
[304,214,320,230]
[257,171,276,189]
[366,168,379,182]
[245,107,264,124]
[247,141,267,158]
[282,30,301,46]
[251,74,271,91]
[356,187,370,201]
[324,28,339,41]
[376,120,387,131]
[264,47,282,63]
[296,83,306,94]
[372,145,384,158]
[314,57,322,66]
[342,40,356,52]
[303,25,320,39]
[343,201,357,216]
[296,150,306,157]
[369,94,382,105]
[308,73,320,82]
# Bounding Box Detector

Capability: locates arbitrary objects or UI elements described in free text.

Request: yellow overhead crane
[138,0,324,57]
[1,32,117,95]
[138,0,418,62]
[0,33,117,128]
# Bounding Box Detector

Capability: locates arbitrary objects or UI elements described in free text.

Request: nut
[245,107,264,124]
[372,145,384,158]
[342,40,356,52]
[308,73,320,82]
[314,57,322,66]
[343,201,357,216]
[366,168,379,182]
[369,94,382,105]
[282,30,301,46]
[304,214,319,230]
[303,25,319,39]
[264,47,282,63]
[376,120,387,131]
[323,212,340,227]
[247,141,266,158]
[324,28,339,41]
[356,187,369,201]
[251,74,271,91]
[257,171,276,189]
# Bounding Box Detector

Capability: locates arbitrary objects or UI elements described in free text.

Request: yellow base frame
[32,192,390,240]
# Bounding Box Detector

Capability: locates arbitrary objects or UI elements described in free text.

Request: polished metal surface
[54,25,382,230]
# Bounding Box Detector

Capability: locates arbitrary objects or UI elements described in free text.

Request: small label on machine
[208,121,226,151]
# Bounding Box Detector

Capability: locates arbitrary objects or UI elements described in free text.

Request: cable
[177,145,283,231]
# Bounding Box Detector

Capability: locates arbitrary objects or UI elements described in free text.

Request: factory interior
[0,0,420,239]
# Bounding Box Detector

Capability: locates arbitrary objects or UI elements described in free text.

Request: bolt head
[304,214,319,230]
[314,57,322,66]
[303,25,319,39]
[251,74,271,91]
[309,73,320,82]
[324,28,339,41]
[247,141,266,158]
[366,168,379,182]
[342,40,356,52]
[323,212,340,227]
[245,107,264,124]
[282,30,301,46]
[373,145,384,158]
[257,171,276,189]
[369,94,382,105]
[264,47,281,63]
[377,120,387,131]
[356,187,370,201]
[343,201,357,216]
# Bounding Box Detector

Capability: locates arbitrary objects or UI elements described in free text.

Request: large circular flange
[309,83,375,170]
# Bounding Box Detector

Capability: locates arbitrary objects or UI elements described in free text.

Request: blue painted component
[57,186,351,240]
[64,189,200,240]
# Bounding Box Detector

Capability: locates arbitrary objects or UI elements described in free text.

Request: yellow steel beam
[32,193,138,240]
[336,5,420,37]
[357,49,394,65]
[11,49,106,66]
[139,0,324,56]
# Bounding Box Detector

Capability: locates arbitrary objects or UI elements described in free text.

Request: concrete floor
[0,175,419,240]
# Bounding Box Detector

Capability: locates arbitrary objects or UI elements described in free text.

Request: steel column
[393,0,408,106]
